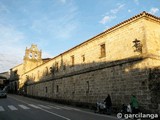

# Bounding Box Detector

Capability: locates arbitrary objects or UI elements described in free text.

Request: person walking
[130,95,139,114]
[104,94,112,115]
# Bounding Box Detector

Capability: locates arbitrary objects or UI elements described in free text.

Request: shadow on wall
[13,56,160,114]
[0,76,9,90]
[9,70,19,93]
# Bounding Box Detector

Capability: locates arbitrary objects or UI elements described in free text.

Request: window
[26,75,29,80]
[50,65,55,74]
[45,87,48,93]
[71,55,74,67]
[29,53,32,59]
[63,64,66,70]
[37,71,39,79]
[86,81,89,93]
[35,54,38,59]
[14,70,17,74]
[55,62,59,71]
[72,83,75,94]
[56,85,59,93]
[82,55,85,62]
[100,44,106,58]
[45,67,48,76]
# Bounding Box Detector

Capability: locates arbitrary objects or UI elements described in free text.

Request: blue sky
[0,0,160,72]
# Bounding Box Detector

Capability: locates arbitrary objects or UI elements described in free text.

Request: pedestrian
[121,104,127,114]
[104,94,112,115]
[127,104,132,113]
[130,95,139,114]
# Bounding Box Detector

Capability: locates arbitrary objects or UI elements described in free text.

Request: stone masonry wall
[144,17,160,56]
[148,67,160,115]
[27,57,153,113]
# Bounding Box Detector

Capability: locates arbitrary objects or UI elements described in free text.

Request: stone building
[10,11,160,114]
[9,45,50,92]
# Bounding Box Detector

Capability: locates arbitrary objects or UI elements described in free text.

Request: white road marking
[28,104,40,109]
[8,105,18,111]
[54,105,72,110]
[38,105,51,109]
[47,105,61,109]
[9,96,71,120]
[18,105,30,109]
[0,106,5,111]
[9,95,113,120]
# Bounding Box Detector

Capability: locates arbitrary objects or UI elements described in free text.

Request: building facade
[0,72,9,90]
[10,12,160,114]
[9,45,49,92]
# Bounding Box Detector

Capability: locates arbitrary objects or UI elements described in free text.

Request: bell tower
[23,44,42,73]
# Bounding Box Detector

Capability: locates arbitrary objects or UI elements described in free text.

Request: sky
[0,0,160,73]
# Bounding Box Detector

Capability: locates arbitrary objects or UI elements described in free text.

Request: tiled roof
[103,11,160,34]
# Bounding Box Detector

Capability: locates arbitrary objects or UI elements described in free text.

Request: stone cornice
[10,63,23,70]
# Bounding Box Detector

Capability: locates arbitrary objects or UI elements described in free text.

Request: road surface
[0,94,120,120]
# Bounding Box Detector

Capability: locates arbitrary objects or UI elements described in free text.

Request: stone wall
[9,64,23,93]
[27,57,154,113]
[144,17,160,55]
[148,67,160,115]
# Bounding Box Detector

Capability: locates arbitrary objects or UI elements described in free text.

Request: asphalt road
[0,94,120,120]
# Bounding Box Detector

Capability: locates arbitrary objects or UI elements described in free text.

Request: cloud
[0,24,26,72]
[0,52,23,72]
[110,4,125,14]
[99,16,116,24]
[30,1,78,40]
[149,8,159,15]
[134,0,139,5]
[99,3,124,25]
[0,3,26,72]
[0,24,24,45]
[128,9,131,13]
[31,16,78,40]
